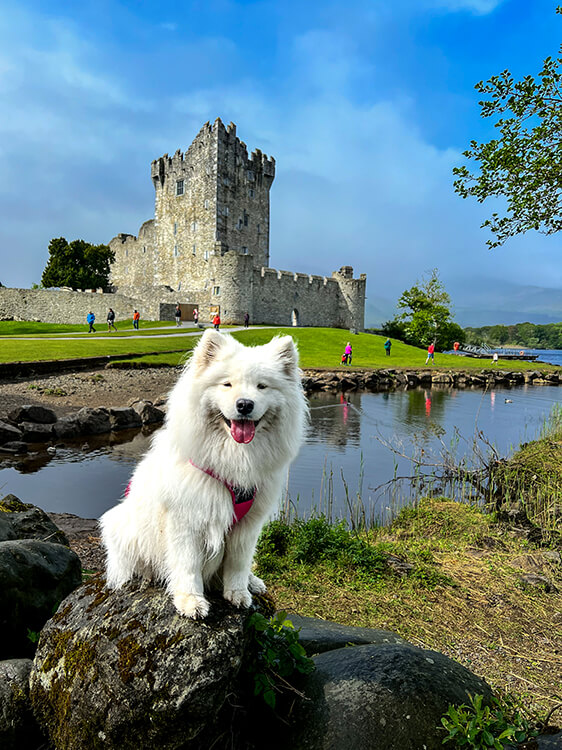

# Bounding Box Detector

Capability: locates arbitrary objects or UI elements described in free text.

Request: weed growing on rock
[245,611,314,709]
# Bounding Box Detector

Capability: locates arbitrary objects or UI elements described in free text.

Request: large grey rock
[0,659,44,749]
[75,407,111,435]
[131,400,166,424]
[8,405,57,424]
[0,539,81,659]
[289,615,407,655]
[0,494,69,546]
[53,415,82,439]
[108,406,142,430]
[18,421,54,442]
[289,643,493,750]
[0,421,23,445]
[30,576,270,750]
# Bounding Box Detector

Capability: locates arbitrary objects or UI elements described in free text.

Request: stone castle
[109,118,366,329]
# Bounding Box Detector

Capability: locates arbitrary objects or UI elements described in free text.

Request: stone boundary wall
[251,268,362,328]
[0,288,160,325]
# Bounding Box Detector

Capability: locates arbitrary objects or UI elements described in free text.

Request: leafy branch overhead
[453,6,562,248]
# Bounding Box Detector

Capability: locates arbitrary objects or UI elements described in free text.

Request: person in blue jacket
[87,311,96,333]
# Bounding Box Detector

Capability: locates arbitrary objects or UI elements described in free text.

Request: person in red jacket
[213,313,221,331]
[425,342,435,365]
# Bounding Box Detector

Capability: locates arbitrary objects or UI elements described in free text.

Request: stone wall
[0,288,158,325]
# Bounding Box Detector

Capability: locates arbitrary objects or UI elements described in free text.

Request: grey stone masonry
[108,118,366,329]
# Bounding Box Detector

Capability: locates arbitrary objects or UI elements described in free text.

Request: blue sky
[1,0,561,325]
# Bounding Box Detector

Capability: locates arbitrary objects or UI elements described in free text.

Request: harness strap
[188,460,256,524]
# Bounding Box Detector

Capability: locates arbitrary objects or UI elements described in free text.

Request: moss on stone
[0,495,34,513]
[116,635,147,684]
[41,630,73,672]
[64,639,98,680]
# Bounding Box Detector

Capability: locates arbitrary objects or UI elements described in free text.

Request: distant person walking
[384,338,392,357]
[87,311,96,333]
[213,313,221,331]
[107,308,117,332]
[175,304,182,327]
[345,342,353,365]
[244,312,250,328]
[133,310,140,330]
[193,308,199,326]
[425,342,435,365]
[492,352,498,365]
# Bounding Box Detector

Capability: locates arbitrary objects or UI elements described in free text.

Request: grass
[0,323,560,370]
[256,497,562,719]
[0,319,173,336]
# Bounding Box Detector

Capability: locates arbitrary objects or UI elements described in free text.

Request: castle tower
[147,118,275,291]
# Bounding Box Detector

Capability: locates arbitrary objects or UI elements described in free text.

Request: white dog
[100,329,307,618]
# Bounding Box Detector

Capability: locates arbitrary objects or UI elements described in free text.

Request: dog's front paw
[224,588,252,609]
[248,573,267,595]
[173,591,210,619]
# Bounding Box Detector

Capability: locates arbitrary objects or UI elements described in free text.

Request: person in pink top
[425,342,435,365]
[344,342,353,365]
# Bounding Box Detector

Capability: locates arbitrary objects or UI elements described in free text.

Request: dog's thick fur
[100,330,307,618]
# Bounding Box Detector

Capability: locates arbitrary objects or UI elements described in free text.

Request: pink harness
[123,464,257,525]
[188,460,256,524]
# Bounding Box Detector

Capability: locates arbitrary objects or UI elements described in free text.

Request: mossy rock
[30,576,273,750]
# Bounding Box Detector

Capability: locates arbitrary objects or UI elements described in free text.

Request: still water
[1,383,561,523]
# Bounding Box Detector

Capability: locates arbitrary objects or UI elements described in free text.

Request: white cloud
[428,0,504,15]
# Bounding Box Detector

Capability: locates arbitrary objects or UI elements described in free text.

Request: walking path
[2,324,275,341]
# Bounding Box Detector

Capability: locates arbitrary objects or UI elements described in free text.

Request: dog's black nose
[236,398,254,416]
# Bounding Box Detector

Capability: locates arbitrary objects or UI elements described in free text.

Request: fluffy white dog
[100,329,307,618]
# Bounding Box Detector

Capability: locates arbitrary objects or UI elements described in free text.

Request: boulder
[7,405,57,425]
[0,441,28,454]
[0,421,23,445]
[289,642,493,750]
[289,615,407,655]
[0,494,70,546]
[0,659,44,749]
[75,407,111,435]
[108,407,142,430]
[53,416,82,439]
[0,539,81,659]
[18,422,54,442]
[131,400,166,425]
[30,577,271,750]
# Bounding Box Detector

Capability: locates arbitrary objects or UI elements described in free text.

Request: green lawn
[0,324,558,370]
[0,320,176,336]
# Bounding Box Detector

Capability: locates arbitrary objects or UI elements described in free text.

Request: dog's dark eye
[223,382,232,388]
[257,384,267,390]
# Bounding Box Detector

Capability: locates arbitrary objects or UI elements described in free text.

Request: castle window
[257,224,261,234]
[176,180,184,196]
[192,244,196,256]
[237,218,243,229]
[223,177,230,186]
[223,206,229,216]
[243,211,249,227]
[143,246,146,253]
[191,221,198,232]
[173,222,177,235]
[204,250,209,261]
[213,286,220,295]
[125,249,128,257]
[173,245,179,257]
[242,246,248,255]
[204,199,209,209]
[248,188,255,198]
[247,170,254,181]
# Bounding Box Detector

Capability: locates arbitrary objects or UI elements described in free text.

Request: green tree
[384,269,465,350]
[41,238,115,290]
[453,6,562,248]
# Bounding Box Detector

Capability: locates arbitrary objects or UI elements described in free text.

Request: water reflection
[308,391,362,449]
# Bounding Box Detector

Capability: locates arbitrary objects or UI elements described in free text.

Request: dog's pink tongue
[231,420,255,444]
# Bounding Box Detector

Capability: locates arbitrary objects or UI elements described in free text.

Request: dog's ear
[270,336,299,377]
[191,329,227,371]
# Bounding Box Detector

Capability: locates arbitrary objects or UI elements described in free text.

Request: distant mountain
[449,277,562,327]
